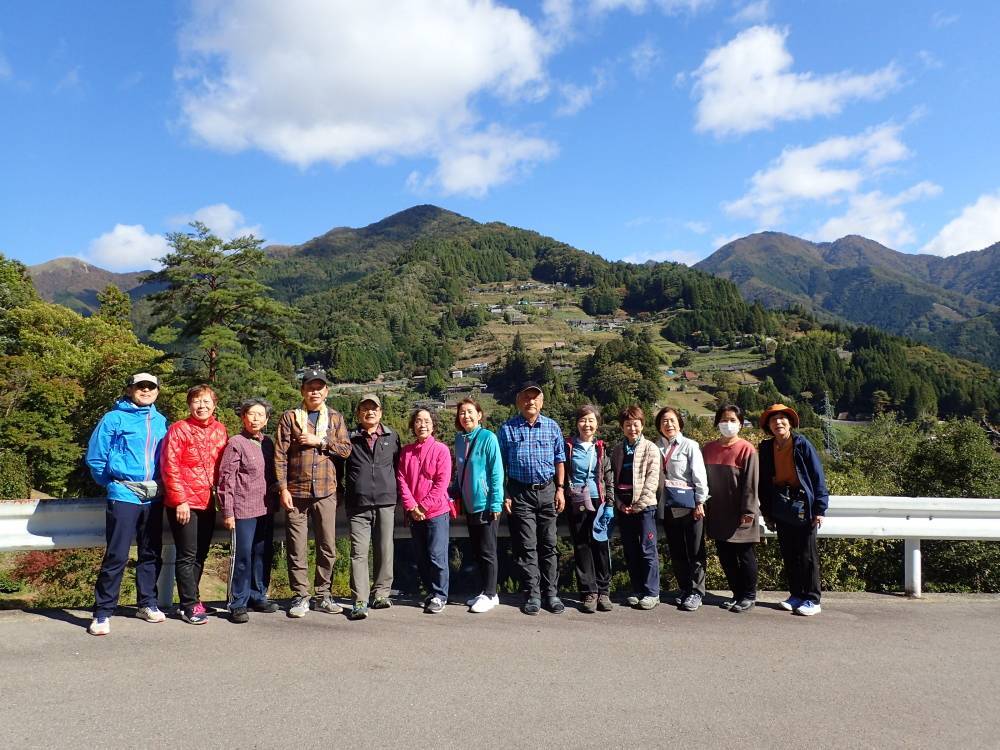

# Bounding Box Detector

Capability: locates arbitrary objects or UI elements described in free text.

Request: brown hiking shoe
[581,593,598,614]
[597,593,614,612]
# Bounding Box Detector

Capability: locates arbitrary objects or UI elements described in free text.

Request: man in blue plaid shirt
[498,382,566,615]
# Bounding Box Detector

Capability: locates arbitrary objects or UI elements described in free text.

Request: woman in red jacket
[161,384,229,624]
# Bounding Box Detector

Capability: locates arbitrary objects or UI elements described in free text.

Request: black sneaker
[719,599,737,611]
[521,598,541,616]
[370,597,392,610]
[230,608,249,624]
[250,600,279,613]
[544,597,565,614]
[731,598,755,613]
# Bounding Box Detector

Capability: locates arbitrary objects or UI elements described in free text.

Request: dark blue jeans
[94,500,163,618]
[229,514,275,610]
[619,507,660,597]
[411,512,450,601]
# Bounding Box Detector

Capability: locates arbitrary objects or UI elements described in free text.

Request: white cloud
[54,66,81,93]
[590,0,712,14]
[86,224,170,272]
[917,50,943,70]
[409,128,557,197]
[725,124,911,225]
[685,220,709,234]
[930,11,959,29]
[815,181,942,248]
[556,83,595,116]
[0,52,12,81]
[622,248,706,265]
[920,191,1000,257]
[170,203,262,240]
[177,0,555,196]
[730,0,770,24]
[693,25,901,137]
[629,39,661,78]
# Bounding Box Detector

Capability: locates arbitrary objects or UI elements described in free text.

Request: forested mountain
[695,233,1000,365]
[27,258,162,315]
[19,206,1000,424]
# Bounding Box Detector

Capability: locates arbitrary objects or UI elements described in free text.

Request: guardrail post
[904,539,922,598]
[158,545,176,609]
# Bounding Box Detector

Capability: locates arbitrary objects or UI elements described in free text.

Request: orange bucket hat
[759,403,800,433]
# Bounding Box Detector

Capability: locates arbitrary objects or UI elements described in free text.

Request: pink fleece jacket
[397,435,453,520]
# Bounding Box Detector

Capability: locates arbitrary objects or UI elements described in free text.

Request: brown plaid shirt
[274,407,352,499]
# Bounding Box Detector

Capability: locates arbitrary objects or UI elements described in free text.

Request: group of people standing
[84,369,829,637]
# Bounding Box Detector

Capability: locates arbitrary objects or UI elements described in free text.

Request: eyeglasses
[134,383,158,391]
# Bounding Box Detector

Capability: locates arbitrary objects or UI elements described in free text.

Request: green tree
[95,284,132,328]
[145,223,301,406]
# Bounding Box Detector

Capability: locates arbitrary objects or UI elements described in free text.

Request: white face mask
[718,422,740,439]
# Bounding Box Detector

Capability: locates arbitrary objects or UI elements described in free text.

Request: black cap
[516,381,543,397]
[300,366,329,386]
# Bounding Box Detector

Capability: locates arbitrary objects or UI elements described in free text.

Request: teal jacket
[451,426,505,515]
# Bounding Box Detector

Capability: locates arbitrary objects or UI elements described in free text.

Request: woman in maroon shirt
[217,398,279,623]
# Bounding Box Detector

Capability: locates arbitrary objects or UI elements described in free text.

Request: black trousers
[776,522,822,603]
[716,540,758,600]
[468,516,499,598]
[663,511,706,596]
[507,482,558,600]
[166,505,217,609]
[568,507,611,595]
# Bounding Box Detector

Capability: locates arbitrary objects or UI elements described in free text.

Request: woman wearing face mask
[611,405,661,610]
[451,399,504,614]
[655,406,709,612]
[702,404,759,613]
[563,404,614,614]
[160,384,229,624]
[758,403,829,616]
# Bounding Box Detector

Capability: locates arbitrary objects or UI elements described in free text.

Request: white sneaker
[88,617,110,635]
[470,594,497,613]
[490,594,500,606]
[136,606,165,623]
[466,593,483,607]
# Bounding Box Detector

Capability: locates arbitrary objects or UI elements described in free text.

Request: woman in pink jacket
[397,408,453,614]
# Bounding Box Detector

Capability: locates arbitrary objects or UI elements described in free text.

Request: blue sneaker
[794,600,821,616]
[779,596,803,612]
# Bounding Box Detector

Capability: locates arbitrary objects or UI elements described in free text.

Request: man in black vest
[342,394,401,620]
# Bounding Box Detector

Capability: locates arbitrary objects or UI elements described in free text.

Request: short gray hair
[236,398,273,418]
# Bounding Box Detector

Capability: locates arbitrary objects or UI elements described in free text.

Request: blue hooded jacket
[86,398,168,503]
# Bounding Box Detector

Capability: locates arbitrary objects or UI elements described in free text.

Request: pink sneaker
[191,602,206,616]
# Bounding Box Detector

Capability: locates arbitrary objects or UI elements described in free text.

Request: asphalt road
[2,592,998,749]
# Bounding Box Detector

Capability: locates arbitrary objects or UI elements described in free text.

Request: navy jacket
[758,433,829,521]
[341,426,401,509]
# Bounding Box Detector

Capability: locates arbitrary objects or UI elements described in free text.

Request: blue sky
[2,0,999,271]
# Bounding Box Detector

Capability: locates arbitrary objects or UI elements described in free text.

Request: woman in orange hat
[757,403,829,616]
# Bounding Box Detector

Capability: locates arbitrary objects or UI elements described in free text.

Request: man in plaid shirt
[498,381,566,615]
[274,367,351,617]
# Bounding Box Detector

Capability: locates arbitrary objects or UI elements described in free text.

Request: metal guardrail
[2,496,999,603]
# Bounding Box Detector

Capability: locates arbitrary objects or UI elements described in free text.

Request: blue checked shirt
[497,413,566,486]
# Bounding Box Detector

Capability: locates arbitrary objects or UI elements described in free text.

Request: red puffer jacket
[160,416,229,509]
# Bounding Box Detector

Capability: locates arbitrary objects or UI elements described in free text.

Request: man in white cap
[85,372,169,636]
